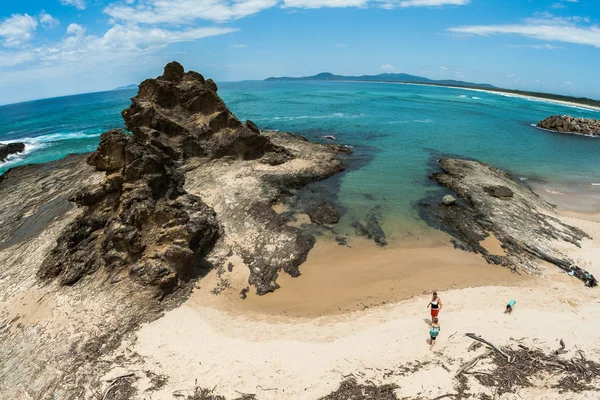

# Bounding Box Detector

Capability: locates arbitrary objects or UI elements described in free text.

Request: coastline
[314,79,600,112]
[101,207,600,399]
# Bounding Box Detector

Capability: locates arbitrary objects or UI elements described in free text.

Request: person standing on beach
[427,291,443,319]
[429,317,440,350]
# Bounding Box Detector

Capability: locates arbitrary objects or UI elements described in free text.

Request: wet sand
[193,234,525,318]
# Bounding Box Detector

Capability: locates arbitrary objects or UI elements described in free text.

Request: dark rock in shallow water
[352,207,387,247]
[423,158,592,279]
[537,115,600,137]
[306,201,341,225]
[0,142,25,162]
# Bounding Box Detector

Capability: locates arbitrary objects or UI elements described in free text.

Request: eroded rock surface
[422,158,591,274]
[538,115,600,137]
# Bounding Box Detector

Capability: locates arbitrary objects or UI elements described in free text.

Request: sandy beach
[98,204,600,399]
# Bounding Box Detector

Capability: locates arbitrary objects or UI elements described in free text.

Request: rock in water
[422,158,591,274]
[0,142,25,162]
[537,115,600,137]
[441,195,456,206]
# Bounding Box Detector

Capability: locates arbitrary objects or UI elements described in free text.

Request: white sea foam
[472,96,481,100]
[388,119,433,124]
[459,95,467,98]
[267,113,366,121]
[592,183,600,186]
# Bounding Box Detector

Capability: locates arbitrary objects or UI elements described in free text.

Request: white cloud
[448,13,600,48]
[381,63,395,70]
[283,0,368,8]
[105,0,279,24]
[232,43,247,48]
[0,14,38,47]
[400,0,469,6]
[67,23,85,35]
[503,43,564,50]
[60,0,87,10]
[0,50,35,67]
[39,12,60,29]
[551,0,578,9]
[564,81,573,85]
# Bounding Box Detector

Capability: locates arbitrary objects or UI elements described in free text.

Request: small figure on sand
[429,317,440,349]
[427,291,443,319]
[505,299,516,314]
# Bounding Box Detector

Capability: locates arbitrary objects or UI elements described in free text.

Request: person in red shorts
[427,291,443,319]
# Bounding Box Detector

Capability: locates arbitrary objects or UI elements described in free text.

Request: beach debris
[455,349,494,377]
[553,339,568,356]
[465,333,513,363]
[441,195,456,206]
[101,372,135,400]
[538,115,600,137]
[319,378,400,400]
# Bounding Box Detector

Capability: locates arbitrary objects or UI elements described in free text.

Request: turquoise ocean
[2,81,600,243]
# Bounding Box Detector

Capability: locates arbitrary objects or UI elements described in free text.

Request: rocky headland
[422,158,594,282]
[0,142,25,162]
[0,62,350,399]
[537,115,600,137]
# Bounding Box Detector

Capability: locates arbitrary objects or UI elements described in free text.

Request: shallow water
[1,81,600,242]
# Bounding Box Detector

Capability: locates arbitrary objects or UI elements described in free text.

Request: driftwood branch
[101,373,134,400]
[466,333,513,363]
[553,339,568,356]
[455,349,493,376]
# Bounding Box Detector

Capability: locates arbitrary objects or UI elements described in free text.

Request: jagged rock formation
[38,128,220,293]
[122,61,285,161]
[37,61,348,296]
[0,142,25,162]
[538,115,600,137]
[422,158,591,275]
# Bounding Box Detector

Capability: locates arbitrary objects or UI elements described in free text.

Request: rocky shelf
[537,115,600,137]
[421,158,595,285]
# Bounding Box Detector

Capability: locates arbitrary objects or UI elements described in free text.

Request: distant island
[266,72,600,109]
[113,84,139,91]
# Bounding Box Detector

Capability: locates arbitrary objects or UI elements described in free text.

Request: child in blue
[429,317,440,349]
[505,299,516,314]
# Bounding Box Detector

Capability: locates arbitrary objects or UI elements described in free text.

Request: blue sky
[0,0,599,105]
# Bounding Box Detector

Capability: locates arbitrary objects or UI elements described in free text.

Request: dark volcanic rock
[246,119,260,134]
[423,158,592,277]
[122,61,281,161]
[537,115,600,137]
[0,142,25,162]
[306,201,341,225]
[39,128,220,292]
[352,206,387,247]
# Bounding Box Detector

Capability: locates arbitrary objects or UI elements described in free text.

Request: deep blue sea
[2,81,599,241]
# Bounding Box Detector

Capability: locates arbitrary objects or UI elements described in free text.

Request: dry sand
[102,209,600,399]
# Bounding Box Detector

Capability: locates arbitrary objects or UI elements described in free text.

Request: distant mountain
[113,84,139,91]
[265,72,497,89]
